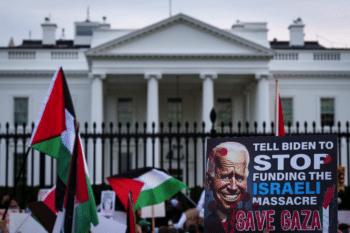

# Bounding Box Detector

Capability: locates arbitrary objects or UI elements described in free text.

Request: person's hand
[1,195,9,204]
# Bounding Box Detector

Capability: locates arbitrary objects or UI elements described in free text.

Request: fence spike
[296,121,300,134]
[304,122,308,134]
[210,109,216,125]
[312,121,316,134]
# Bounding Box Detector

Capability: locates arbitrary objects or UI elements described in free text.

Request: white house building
[0,14,349,188]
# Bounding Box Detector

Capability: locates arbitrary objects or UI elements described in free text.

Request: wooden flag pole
[152,205,155,233]
[275,78,279,136]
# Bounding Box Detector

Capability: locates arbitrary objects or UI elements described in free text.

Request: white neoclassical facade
[0,14,350,187]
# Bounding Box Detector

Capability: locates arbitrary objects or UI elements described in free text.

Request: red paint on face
[218,148,228,156]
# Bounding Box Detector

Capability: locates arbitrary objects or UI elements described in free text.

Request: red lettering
[236,210,246,231]
[301,210,311,230]
[281,210,291,230]
[266,210,275,230]
[291,210,301,230]
[255,211,266,231]
[311,210,321,230]
[245,211,255,231]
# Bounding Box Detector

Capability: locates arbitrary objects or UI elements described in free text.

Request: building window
[168,98,182,124]
[14,153,27,185]
[216,98,232,126]
[14,97,28,125]
[281,98,293,126]
[118,98,133,126]
[76,26,98,36]
[321,98,335,126]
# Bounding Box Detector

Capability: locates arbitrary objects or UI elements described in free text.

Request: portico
[85,14,274,183]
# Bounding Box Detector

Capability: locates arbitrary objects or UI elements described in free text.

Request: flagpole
[64,125,80,233]
[275,78,279,136]
[152,205,155,233]
[131,191,136,232]
[2,146,31,221]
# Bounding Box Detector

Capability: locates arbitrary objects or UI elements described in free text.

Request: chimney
[288,18,304,47]
[41,17,57,46]
[99,16,110,29]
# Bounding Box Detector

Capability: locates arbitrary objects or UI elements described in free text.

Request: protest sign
[204,135,338,233]
[101,190,116,217]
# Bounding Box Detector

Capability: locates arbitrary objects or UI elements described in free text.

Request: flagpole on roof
[1,147,31,221]
[275,78,279,136]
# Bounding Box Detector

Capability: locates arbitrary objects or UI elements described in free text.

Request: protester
[138,219,151,233]
[174,189,205,230]
[186,224,199,233]
[0,195,9,209]
[159,226,170,233]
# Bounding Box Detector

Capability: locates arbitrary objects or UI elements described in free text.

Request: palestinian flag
[29,67,98,231]
[42,185,58,214]
[275,79,285,136]
[29,67,76,211]
[54,127,98,233]
[27,201,57,233]
[108,167,188,211]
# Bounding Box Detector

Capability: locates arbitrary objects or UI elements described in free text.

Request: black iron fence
[1,116,350,208]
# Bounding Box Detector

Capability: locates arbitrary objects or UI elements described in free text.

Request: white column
[145,73,161,167]
[200,73,217,132]
[89,73,105,184]
[255,73,270,132]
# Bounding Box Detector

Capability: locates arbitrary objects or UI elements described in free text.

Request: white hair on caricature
[206,142,250,178]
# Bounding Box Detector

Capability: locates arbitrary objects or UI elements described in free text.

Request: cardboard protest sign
[204,135,337,233]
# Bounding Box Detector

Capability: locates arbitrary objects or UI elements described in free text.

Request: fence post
[40,152,45,188]
[210,109,216,137]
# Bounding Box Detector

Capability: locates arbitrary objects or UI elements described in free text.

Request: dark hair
[339,223,350,232]
[187,224,198,233]
[158,226,170,233]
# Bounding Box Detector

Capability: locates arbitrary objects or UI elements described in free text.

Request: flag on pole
[29,67,98,231]
[42,185,58,214]
[275,79,285,136]
[54,126,98,233]
[126,191,136,233]
[29,67,76,211]
[108,167,188,210]
[27,201,57,233]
